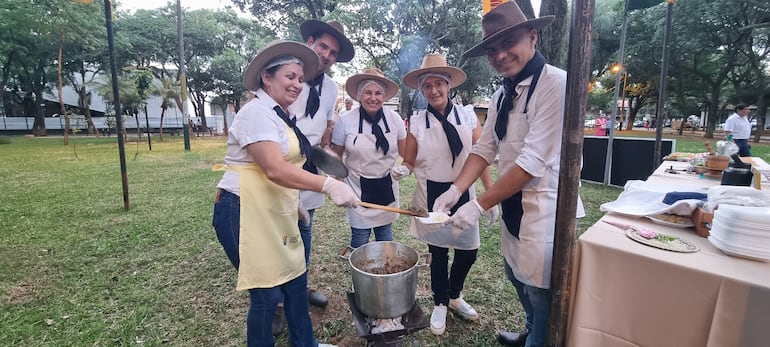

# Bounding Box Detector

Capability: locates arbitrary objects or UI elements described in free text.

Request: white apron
[408,107,479,250]
[343,114,400,229]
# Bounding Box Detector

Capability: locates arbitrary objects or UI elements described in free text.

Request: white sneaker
[449,295,479,321]
[318,344,337,347]
[430,304,447,335]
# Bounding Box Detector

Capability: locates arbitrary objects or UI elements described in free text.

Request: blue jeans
[298,209,315,267]
[504,260,551,347]
[350,224,393,248]
[213,190,318,347]
[734,139,752,157]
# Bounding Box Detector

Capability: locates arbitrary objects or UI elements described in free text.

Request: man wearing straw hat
[288,19,355,312]
[432,2,583,346]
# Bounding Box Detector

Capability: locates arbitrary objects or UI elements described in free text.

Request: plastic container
[716,134,739,157]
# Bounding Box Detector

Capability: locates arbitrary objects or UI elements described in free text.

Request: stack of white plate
[708,204,770,261]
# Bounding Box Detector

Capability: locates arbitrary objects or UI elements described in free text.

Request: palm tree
[153,77,183,141]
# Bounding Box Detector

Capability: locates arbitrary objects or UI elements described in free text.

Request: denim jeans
[213,190,318,347]
[504,260,551,347]
[429,245,478,306]
[350,224,393,248]
[297,209,315,267]
[734,138,752,157]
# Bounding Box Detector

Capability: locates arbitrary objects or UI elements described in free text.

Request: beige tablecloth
[568,160,770,347]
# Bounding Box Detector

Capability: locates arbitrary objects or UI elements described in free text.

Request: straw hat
[402,53,467,89]
[463,2,554,58]
[345,67,399,102]
[300,20,355,62]
[242,40,320,91]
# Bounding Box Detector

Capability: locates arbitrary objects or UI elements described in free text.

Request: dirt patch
[4,278,40,304]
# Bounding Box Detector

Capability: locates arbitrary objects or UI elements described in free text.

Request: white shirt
[289,74,337,145]
[724,113,751,139]
[289,73,337,209]
[472,64,584,288]
[217,89,292,195]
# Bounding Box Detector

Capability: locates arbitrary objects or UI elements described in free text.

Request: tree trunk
[753,97,767,143]
[159,106,166,141]
[705,83,722,139]
[78,87,98,137]
[58,40,69,145]
[515,0,535,18]
[538,0,569,67]
[32,90,46,136]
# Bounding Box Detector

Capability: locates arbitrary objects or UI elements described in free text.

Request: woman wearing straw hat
[212,40,358,347]
[330,67,406,248]
[399,53,497,335]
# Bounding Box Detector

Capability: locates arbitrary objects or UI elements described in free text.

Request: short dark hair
[735,103,748,111]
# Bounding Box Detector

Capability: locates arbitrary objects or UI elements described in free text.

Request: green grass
[1,132,766,346]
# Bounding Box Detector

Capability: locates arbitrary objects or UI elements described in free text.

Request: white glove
[484,204,500,227]
[321,177,359,208]
[444,199,484,230]
[298,199,310,227]
[432,184,462,213]
[391,165,410,180]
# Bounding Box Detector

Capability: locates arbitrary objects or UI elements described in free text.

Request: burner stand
[346,292,429,347]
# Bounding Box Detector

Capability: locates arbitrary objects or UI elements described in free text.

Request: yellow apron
[214,126,306,290]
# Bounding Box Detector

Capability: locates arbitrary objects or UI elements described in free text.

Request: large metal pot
[340,241,429,319]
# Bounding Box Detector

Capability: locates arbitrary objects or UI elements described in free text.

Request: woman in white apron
[398,54,496,335]
[330,68,406,248]
[212,40,358,347]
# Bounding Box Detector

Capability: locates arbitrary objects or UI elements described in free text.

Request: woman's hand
[321,177,359,207]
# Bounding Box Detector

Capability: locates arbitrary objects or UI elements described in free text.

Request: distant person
[212,40,357,347]
[724,103,752,157]
[594,116,607,136]
[344,98,354,111]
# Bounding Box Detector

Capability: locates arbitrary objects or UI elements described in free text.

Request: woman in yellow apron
[330,68,406,248]
[399,54,496,335]
[212,40,358,347]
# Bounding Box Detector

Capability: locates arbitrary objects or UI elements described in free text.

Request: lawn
[1,132,767,346]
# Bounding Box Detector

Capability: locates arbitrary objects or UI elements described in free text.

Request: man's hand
[444,199,484,230]
[298,199,310,226]
[432,184,462,213]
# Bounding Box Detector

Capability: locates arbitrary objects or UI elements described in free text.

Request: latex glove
[444,199,484,230]
[321,177,359,208]
[484,204,500,227]
[432,184,462,213]
[298,199,310,227]
[391,165,410,181]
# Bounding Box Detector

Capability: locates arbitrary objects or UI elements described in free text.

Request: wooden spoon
[359,201,429,217]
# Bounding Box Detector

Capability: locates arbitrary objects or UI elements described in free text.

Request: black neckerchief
[358,107,390,155]
[427,100,463,167]
[305,73,325,119]
[495,51,545,141]
[273,105,311,158]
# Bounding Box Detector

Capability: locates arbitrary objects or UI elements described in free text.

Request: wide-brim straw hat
[463,2,554,58]
[300,20,355,63]
[402,53,467,89]
[345,67,399,102]
[242,40,320,91]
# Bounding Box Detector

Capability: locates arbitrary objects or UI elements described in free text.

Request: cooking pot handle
[337,245,354,260]
[416,252,432,269]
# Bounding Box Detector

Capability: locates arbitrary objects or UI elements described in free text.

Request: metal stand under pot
[346,292,429,347]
